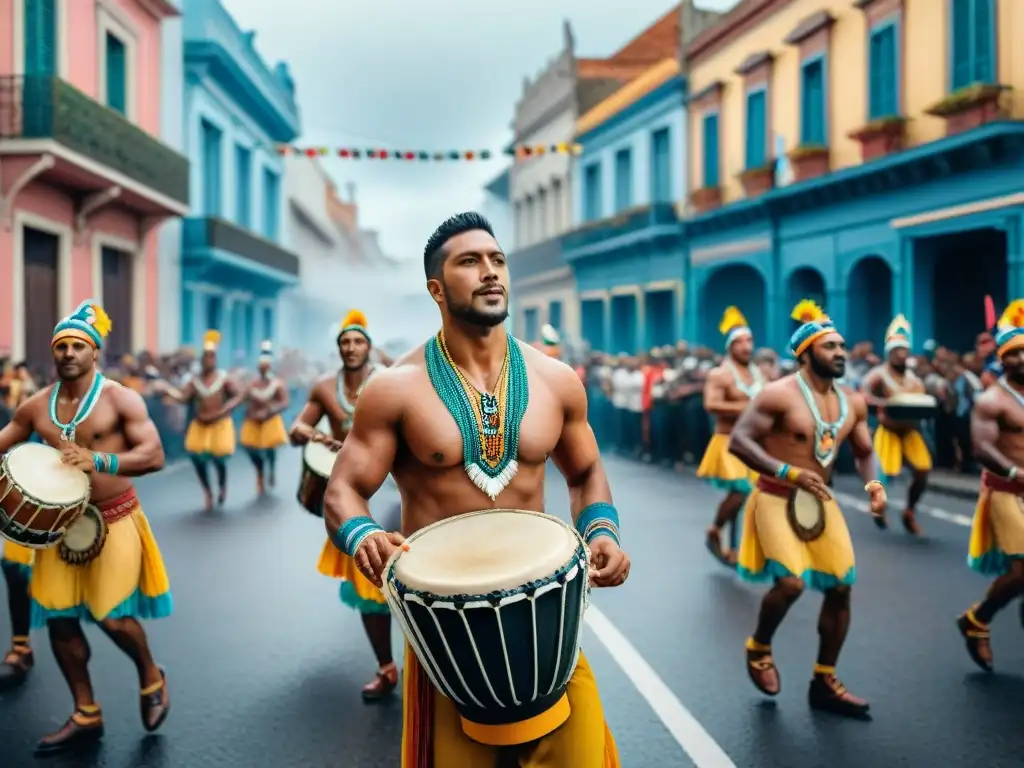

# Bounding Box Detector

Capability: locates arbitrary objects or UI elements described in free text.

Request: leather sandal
[745,643,780,696]
[140,665,170,732]
[957,610,993,672]
[35,706,104,754]
[808,673,870,717]
[0,638,33,689]
[361,664,399,702]
[902,509,922,536]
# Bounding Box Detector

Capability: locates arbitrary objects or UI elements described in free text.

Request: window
[262,168,280,240]
[200,119,222,217]
[745,89,767,168]
[583,162,602,221]
[24,0,57,76]
[104,33,127,114]
[262,305,274,343]
[951,0,995,90]
[650,128,671,203]
[868,23,899,119]
[523,308,539,342]
[800,58,826,145]
[613,148,633,212]
[701,113,720,188]
[235,145,252,227]
[548,301,563,333]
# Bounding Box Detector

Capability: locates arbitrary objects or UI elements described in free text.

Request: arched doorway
[700,264,766,348]
[786,267,827,314]
[846,256,893,349]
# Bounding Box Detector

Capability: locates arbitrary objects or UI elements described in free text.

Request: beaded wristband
[334,515,385,557]
[575,502,620,546]
[776,463,801,483]
[92,452,119,475]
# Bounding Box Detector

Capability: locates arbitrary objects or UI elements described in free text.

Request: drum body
[0,443,90,548]
[296,441,337,516]
[884,393,937,422]
[384,509,590,747]
[59,505,108,565]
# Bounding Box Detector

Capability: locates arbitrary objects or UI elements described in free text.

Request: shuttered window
[801,58,826,144]
[745,90,767,167]
[105,32,127,114]
[702,113,719,188]
[951,0,995,89]
[24,0,57,75]
[868,24,899,119]
[650,128,671,202]
[614,148,633,212]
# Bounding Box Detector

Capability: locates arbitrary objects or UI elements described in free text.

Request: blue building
[563,58,686,356]
[179,0,301,364]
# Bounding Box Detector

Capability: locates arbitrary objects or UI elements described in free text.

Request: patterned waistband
[756,476,796,498]
[94,488,138,524]
[982,471,1022,495]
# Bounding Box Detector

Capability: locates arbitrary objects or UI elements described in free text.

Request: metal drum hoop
[786,490,827,543]
[58,505,109,565]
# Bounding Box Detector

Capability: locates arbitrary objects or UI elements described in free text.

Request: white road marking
[832,491,973,528]
[584,606,736,768]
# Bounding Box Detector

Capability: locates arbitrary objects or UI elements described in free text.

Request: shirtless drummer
[290,309,398,700]
[859,314,931,534]
[0,300,172,752]
[729,299,885,717]
[957,301,1024,671]
[697,306,764,565]
[323,212,630,766]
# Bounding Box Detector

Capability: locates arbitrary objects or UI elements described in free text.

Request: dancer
[323,212,628,766]
[0,300,172,752]
[958,300,1024,671]
[729,299,885,717]
[239,341,289,494]
[697,306,763,566]
[156,330,241,510]
[860,314,931,534]
[0,541,33,688]
[290,309,396,700]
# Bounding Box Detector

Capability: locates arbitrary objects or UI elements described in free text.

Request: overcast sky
[219,0,737,261]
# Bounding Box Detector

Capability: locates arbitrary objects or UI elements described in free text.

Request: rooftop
[576,57,681,137]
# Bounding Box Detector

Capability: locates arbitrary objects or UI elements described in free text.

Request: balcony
[183,217,300,288]
[563,202,680,258]
[509,235,565,282]
[0,76,189,213]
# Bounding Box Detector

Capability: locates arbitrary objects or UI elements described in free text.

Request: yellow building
[680,0,1024,354]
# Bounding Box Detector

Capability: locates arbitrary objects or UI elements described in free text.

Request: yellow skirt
[402,646,619,768]
[1,540,34,575]
[239,415,288,450]
[185,416,236,458]
[737,482,856,591]
[317,538,390,615]
[29,504,172,628]
[696,433,757,494]
[874,425,932,477]
[968,482,1024,575]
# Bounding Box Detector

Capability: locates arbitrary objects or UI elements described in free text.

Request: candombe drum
[884,392,938,422]
[383,509,590,746]
[0,443,91,548]
[297,440,338,516]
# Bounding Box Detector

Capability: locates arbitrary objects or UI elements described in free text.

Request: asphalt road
[1,450,1022,767]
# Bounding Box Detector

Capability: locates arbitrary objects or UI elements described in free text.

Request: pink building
[0,0,188,375]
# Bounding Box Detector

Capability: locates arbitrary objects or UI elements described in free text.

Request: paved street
[1,450,1023,766]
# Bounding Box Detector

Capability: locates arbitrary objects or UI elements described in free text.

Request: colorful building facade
[0,0,190,374]
[180,0,300,364]
[684,0,1024,353]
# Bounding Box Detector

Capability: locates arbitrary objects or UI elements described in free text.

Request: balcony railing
[0,76,189,206]
[563,202,680,253]
[183,217,300,277]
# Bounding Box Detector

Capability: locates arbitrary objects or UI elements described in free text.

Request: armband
[92,452,119,475]
[334,515,384,557]
[575,502,620,546]
[776,463,801,483]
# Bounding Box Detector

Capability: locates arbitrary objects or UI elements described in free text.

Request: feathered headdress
[718,306,752,348]
[203,330,221,352]
[996,299,1024,357]
[52,300,112,350]
[338,309,371,344]
[789,299,839,356]
[884,313,912,354]
[258,339,273,363]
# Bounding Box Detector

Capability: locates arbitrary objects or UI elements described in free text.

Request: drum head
[62,506,103,552]
[391,509,581,597]
[6,443,90,505]
[303,441,338,478]
[787,489,826,542]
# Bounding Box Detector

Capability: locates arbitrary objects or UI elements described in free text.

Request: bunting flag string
[276,142,583,161]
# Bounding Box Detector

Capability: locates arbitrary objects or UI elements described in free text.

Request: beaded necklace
[336,364,375,431]
[249,377,280,403]
[795,371,848,467]
[727,358,764,399]
[193,370,226,399]
[998,376,1024,410]
[425,331,529,500]
[880,366,919,395]
[49,371,105,441]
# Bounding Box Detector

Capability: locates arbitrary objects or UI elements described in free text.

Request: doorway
[101,246,134,362]
[22,226,60,379]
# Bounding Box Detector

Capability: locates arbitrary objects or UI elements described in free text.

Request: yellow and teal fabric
[883,313,912,354]
[789,299,840,357]
[185,416,236,458]
[696,434,757,494]
[1,540,34,578]
[52,300,112,350]
[339,309,371,344]
[239,415,288,450]
[719,306,751,349]
[995,299,1024,357]
[968,473,1024,575]
[874,426,933,478]
[317,538,390,615]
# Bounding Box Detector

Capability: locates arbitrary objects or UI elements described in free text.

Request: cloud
[219,0,738,259]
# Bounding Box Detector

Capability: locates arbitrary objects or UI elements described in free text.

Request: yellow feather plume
[998,299,1024,330]
[884,313,911,339]
[791,299,825,324]
[90,303,112,338]
[341,309,368,329]
[203,329,221,347]
[718,306,748,335]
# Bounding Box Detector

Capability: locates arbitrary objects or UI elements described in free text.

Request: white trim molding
[11,209,75,361]
[91,231,145,353]
[891,192,1024,229]
[12,0,71,79]
[97,1,140,122]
